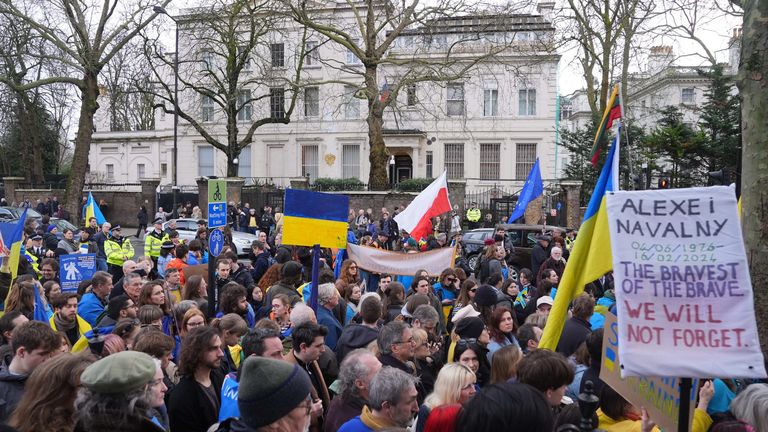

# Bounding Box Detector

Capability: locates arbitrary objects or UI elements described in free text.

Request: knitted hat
[474,284,498,307]
[47,225,57,233]
[239,356,312,428]
[455,316,485,339]
[80,351,156,394]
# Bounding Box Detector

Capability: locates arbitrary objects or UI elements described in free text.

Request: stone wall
[2,177,160,228]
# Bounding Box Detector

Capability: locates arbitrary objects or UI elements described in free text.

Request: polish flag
[395,171,453,241]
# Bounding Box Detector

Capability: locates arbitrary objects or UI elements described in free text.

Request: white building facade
[90,2,561,192]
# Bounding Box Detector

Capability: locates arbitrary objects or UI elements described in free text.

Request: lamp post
[153,5,179,213]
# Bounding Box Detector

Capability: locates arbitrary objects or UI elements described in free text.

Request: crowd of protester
[0,204,765,432]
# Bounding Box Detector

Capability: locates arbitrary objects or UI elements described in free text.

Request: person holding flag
[82,192,106,226]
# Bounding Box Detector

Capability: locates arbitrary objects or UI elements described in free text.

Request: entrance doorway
[389,154,413,185]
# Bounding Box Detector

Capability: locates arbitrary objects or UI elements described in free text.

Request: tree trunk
[737,0,768,352]
[23,95,45,184]
[64,72,100,219]
[365,66,388,190]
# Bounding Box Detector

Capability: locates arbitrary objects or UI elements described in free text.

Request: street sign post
[207,179,227,228]
[207,178,227,318]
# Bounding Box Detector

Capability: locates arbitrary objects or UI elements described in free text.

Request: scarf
[360,405,398,430]
[53,313,77,332]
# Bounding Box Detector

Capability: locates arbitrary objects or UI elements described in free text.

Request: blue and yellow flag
[282,189,349,249]
[539,126,621,350]
[84,192,106,225]
[0,208,28,283]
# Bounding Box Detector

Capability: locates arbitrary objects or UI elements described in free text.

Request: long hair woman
[139,281,174,336]
[486,307,519,362]
[8,352,96,432]
[415,363,477,432]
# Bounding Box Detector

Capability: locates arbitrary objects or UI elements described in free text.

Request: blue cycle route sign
[209,228,225,257]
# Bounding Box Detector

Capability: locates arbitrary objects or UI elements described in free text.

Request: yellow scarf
[360,406,398,430]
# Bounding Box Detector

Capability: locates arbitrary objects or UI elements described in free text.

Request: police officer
[144,217,168,266]
[105,225,135,280]
[466,202,481,230]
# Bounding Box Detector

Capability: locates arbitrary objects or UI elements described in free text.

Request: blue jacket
[317,306,343,351]
[339,416,374,432]
[218,372,240,422]
[78,292,105,327]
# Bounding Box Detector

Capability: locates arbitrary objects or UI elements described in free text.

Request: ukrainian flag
[539,126,621,351]
[84,192,106,225]
[282,189,349,249]
[0,208,28,283]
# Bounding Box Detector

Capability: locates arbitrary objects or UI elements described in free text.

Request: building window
[202,95,215,122]
[106,164,115,181]
[161,163,167,177]
[519,89,536,116]
[344,85,360,119]
[301,145,319,181]
[270,43,284,68]
[346,40,360,64]
[515,143,537,180]
[559,100,572,120]
[137,163,146,179]
[681,88,694,104]
[201,50,214,70]
[484,89,498,117]
[480,143,500,180]
[426,151,433,178]
[238,46,251,70]
[447,83,464,116]
[444,143,464,179]
[406,84,417,106]
[198,146,214,177]
[342,144,360,179]
[304,87,319,117]
[270,88,285,119]
[306,41,319,66]
[238,145,251,177]
[237,90,252,121]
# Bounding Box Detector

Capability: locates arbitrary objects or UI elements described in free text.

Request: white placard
[606,186,766,378]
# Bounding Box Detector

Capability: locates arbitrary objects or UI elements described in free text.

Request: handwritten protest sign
[606,186,766,378]
[59,254,96,293]
[600,312,696,432]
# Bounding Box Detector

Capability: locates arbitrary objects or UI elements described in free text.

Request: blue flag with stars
[507,158,544,223]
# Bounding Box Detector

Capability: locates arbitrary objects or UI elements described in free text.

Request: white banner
[606,186,766,378]
[347,244,455,277]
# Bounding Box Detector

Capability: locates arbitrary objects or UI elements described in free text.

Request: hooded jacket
[334,324,379,363]
[0,370,27,422]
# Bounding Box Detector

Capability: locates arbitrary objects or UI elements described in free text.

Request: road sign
[209,228,224,257]
[208,179,227,228]
[208,202,227,228]
[208,179,226,203]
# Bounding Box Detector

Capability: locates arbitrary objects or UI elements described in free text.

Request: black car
[462,224,567,281]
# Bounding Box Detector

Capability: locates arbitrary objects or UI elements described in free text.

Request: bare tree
[563,0,656,117]
[141,0,308,177]
[284,0,549,189]
[102,40,156,132]
[0,0,172,216]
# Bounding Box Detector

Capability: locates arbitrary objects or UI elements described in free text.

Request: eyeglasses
[446,278,456,283]
[393,337,415,345]
[469,288,477,293]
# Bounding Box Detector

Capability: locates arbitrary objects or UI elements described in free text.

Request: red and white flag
[394,171,452,241]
